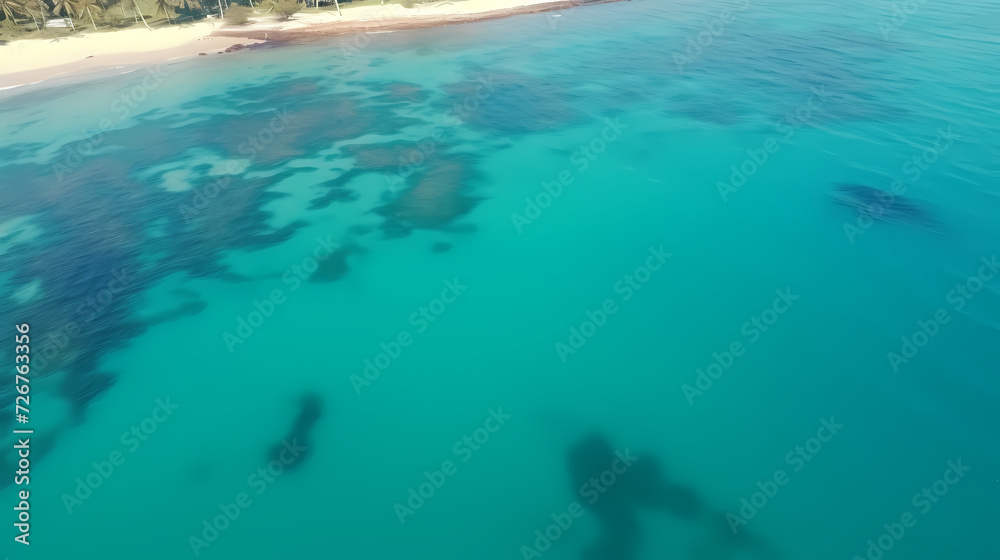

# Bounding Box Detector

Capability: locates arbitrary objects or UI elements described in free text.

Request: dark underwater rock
[267,393,323,471]
[309,242,365,283]
[566,433,777,560]
[831,183,941,231]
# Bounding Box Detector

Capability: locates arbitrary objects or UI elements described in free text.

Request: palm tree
[133,0,151,28]
[0,0,27,20]
[153,0,173,22]
[75,0,102,28]
[32,0,48,25]
[50,0,76,18]
[23,2,44,27]
[317,0,338,16]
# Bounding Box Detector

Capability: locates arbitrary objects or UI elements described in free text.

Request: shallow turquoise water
[1,0,999,558]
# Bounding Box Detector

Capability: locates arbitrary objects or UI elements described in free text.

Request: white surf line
[0,72,69,90]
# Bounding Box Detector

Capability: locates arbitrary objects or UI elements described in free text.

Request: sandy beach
[0,0,622,89]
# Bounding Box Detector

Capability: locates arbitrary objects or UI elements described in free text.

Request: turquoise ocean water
[1,0,999,558]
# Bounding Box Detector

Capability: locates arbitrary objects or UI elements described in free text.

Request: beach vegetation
[0,0,418,38]
[49,0,74,17]
[107,0,131,18]
[152,0,174,22]
[20,2,46,29]
[175,0,210,21]
[98,7,132,26]
[270,0,299,20]
[223,3,248,24]
[75,0,103,29]
[0,0,27,21]
[0,17,25,36]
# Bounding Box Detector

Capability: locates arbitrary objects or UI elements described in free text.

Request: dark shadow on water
[267,393,323,471]
[366,81,429,105]
[0,72,461,478]
[440,69,581,136]
[567,433,780,560]
[830,183,941,232]
[309,242,366,284]
[373,152,483,235]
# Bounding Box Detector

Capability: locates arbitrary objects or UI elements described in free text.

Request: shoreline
[213,0,624,42]
[0,0,625,90]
